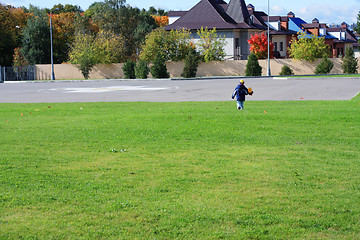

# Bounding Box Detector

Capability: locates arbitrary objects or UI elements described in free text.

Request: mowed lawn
[1,96,360,239]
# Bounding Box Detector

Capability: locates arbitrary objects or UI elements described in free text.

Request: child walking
[231,80,252,110]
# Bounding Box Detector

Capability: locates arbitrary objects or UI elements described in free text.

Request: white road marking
[46,86,168,93]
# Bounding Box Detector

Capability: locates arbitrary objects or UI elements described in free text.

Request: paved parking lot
[0,77,359,103]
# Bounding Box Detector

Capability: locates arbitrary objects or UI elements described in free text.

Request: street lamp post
[267,0,271,76]
[50,11,55,80]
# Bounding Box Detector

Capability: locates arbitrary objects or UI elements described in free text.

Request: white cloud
[296,5,358,24]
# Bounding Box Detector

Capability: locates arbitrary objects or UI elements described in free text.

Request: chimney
[287,11,295,18]
[341,22,348,30]
[247,4,254,12]
[312,18,319,23]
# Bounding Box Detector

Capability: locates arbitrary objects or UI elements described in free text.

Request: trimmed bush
[135,60,150,79]
[315,56,334,74]
[342,47,358,74]
[122,60,136,79]
[245,53,262,76]
[151,52,170,79]
[279,65,294,75]
[181,48,200,78]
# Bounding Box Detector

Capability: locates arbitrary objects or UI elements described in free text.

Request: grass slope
[1,97,360,239]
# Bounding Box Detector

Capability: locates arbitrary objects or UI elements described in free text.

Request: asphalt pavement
[0,77,359,103]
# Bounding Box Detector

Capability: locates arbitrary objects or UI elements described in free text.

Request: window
[280,42,283,51]
[274,42,278,51]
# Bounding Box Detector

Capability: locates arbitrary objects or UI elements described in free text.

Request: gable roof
[226,0,250,24]
[165,0,265,31]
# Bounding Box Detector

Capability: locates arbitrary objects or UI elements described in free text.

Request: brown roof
[165,0,265,31]
[168,11,188,17]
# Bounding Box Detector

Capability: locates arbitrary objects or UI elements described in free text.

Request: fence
[0,65,36,82]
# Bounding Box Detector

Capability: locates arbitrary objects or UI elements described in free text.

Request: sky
[2,0,360,25]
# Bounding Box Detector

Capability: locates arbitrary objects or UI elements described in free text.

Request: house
[166,0,359,60]
[247,5,298,58]
[165,0,266,60]
[327,22,358,57]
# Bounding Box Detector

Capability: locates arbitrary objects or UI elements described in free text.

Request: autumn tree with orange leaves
[247,33,274,59]
[152,15,168,27]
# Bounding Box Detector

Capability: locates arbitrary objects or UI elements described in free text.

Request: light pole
[267,0,271,76]
[50,11,55,80]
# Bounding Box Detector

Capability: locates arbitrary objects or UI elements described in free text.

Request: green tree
[288,31,329,62]
[245,53,262,76]
[90,0,157,59]
[279,65,294,75]
[342,47,358,74]
[181,48,200,78]
[354,11,360,38]
[21,6,51,64]
[135,59,150,79]
[140,27,192,62]
[150,52,169,78]
[69,30,126,79]
[315,55,334,74]
[122,60,136,79]
[197,27,226,62]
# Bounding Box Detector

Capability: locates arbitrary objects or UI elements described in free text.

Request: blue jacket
[232,84,248,101]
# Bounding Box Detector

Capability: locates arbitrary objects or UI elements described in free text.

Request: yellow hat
[240,80,244,84]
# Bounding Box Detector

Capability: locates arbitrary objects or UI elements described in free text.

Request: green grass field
[1,96,360,239]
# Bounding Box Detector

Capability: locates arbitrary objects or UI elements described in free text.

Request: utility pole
[267,0,271,76]
[50,11,55,80]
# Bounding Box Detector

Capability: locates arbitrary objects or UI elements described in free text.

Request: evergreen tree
[150,52,169,78]
[245,53,262,76]
[122,60,136,79]
[135,59,150,79]
[279,65,294,75]
[342,47,358,74]
[181,48,200,78]
[315,55,334,74]
[21,7,51,64]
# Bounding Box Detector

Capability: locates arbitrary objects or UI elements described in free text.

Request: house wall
[36,58,358,80]
[272,35,287,58]
[190,30,235,60]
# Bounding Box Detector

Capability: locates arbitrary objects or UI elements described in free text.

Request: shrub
[122,60,136,79]
[245,53,262,76]
[315,56,334,74]
[135,60,150,79]
[342,47,358,74]
[181,48,200,78]
[279,65,294,75]
[150,52,169,79]
[288,31,329,62]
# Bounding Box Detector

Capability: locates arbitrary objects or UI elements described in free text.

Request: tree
[279,65,294,75]
[51,12,76,64]
[13,47,29,66]
[315,55,334,74]
[197,27,226,62]
[150,52,169,78]
[245,53,262,76]
[21,6,51,64]
[152,15,169,27]
[247,33,274,59]
[288,31,329,62]
[354,11,360,38]
[90,0,157,60]
[69,30,126,79]
[122,60,136,79]
[135,59,150,79]
[140,27,192,62]
[181,48,200,78]
[342,47,358,74]
[0,4,28,66]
